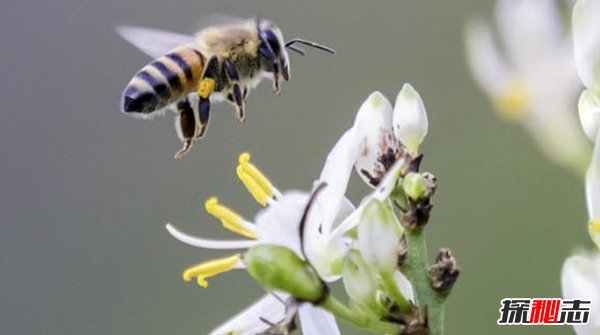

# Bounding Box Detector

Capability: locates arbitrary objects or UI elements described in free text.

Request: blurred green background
[0,0,590,334]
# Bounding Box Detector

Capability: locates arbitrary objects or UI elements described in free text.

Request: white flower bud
[342,250,379,310]
[393,84,428,156]
[353,92,401,188]
[357,199,402,273]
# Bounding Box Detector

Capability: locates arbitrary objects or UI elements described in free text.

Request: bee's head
[256,19,291,81]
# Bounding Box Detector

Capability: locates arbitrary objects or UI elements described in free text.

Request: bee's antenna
[286,45,306,56]
[285,39,335,55]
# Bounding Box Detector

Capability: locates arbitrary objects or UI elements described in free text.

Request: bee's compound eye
[260,29,280,55]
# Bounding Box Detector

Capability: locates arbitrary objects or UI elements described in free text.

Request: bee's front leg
[196,55,218,138]
[257,35,280,94]
[223,59,245,122]
[272,63,281,94]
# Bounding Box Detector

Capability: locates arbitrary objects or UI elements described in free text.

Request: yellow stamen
[236,153,275,206]
[182,254,242,288]
[589,220,600,248]
[237,166,269,206]
[205,197,256,239]
[492,78,531,121]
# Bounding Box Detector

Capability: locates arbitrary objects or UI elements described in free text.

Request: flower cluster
[562,1,600,335]
[167,85,459,334]
[465,0,591,173]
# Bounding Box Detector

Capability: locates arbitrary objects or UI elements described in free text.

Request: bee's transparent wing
[192,14,248,33]
[116,26,195,58]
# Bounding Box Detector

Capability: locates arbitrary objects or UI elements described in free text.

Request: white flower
[166,153,343,334]
[573,0,600,94]
[354,88,428,188]
[208,294,286,335]
[209,293,340,335]
[465,0,590,170]
[561,251,600,335]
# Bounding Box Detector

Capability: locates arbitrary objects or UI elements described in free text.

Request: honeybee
[118,17,334,158]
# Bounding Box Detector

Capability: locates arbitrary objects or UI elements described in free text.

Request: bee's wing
[116,26,195,58]
[192,14,249,32]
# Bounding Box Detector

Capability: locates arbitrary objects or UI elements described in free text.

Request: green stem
[321,295,401,334]
[402,228,445,335]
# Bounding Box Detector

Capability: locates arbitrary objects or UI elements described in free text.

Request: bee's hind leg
[174,99,197,159]
[223,59,245,122]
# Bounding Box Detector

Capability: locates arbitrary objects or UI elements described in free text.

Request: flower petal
[209,293,286,335]
[254,191,309,257]
[573,0,600,93]
[298,304,341,335]
[587,132,600,221]
[353,92,402,188]
[496,0,563,69]
[464,19,510,95]
[562,251,600,335]
[357,199,401,273]
[393,270,415,303]
[579,89,600,142]
[318,126,360,233]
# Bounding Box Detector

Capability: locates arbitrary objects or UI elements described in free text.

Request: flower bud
[403,172,426,201]
[357,199,403,274]
[245,244,326,303]
[353,91,402,188]
[342,250,379,309]
[393,84,428,156]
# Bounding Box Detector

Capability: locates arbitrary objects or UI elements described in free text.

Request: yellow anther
[237,166,269,206]
[198,78,216,99]
[492,79,531,121]
[204,197,256,239]
[236,153,275,206]
[182,254,242,288]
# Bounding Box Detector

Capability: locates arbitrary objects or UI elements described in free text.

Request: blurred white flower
[572,0,600,247]
[573,0,600,94]
[578,90,600,141]
[465,0,590,171]
[561,251,600,335]
[585,130,600,248]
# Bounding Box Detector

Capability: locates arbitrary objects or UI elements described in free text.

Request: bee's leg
[196,55,218,134]
[272,63,281,94]
[174,99,197,159]
[223,59,245,122]
[243,87,249,101]
[196,94,210,140]
[257,35,280,94]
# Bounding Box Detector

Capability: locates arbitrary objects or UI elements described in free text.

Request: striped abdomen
[121,48,205,115]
